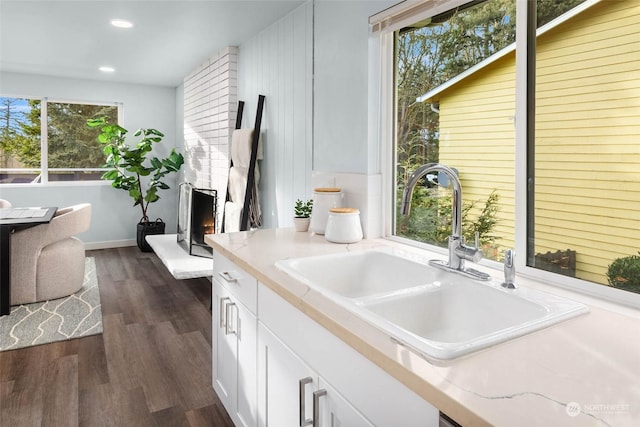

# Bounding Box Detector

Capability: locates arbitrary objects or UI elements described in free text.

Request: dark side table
[0,207,57,316]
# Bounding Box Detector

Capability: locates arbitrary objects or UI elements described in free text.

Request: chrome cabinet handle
[312,389,327,427]
[219,271,238,283]
[219,297,230,328]
[224,302,236,335]
[299,377,313,426]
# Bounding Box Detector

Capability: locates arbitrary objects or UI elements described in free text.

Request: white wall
[238,2,313,228]
[313,0,395,175]
[0,71,178,247]
[234,0,395,230]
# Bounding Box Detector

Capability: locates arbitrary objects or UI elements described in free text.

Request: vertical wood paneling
[238,2,313,228]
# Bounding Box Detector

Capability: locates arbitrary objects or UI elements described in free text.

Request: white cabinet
[212,253,258,427]
[258,284,439,427]
[257,323,372,427]
[211,250,439,427]
[212,282,235,408]
[316,379,374,427]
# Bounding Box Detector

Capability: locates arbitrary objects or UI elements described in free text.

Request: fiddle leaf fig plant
[87,117,184,223]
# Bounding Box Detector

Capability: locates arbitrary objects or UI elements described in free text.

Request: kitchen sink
[276,248,589,360]
[275,249,444,299]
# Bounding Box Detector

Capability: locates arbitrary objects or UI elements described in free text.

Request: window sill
[0,180,112,189]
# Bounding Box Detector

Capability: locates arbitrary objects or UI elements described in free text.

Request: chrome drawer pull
[219,271,238,283]
[299,377,313,426]
[224,302,236,335]
[219,297,230,328]
[312,389,327,427]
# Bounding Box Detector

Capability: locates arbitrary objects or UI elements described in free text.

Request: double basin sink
[275,248,588,360]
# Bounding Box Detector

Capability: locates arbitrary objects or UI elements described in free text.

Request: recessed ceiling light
[99,66,115,73]
[110,19,133,29]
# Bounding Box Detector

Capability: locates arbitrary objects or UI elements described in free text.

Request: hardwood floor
[0,247,235,427]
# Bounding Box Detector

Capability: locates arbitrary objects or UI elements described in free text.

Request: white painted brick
[183,45,240,229]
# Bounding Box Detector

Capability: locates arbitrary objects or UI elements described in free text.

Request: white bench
[145,234,213,279]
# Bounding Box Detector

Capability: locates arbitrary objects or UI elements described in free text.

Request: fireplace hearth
[177,183,217,258]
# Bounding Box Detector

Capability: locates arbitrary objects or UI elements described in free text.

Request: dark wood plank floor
[0,246,235,427]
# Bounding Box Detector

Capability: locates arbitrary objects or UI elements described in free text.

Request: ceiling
[0,0,305,87]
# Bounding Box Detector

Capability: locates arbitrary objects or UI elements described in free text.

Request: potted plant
[607,253,640,293]
[87,117,184,251]
[293,199,313,232]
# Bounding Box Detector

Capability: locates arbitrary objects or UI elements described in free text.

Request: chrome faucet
[401,163,490,281]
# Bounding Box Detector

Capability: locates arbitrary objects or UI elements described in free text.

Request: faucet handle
[502,249,516,289]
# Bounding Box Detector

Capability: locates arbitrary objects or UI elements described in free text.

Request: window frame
[376,0,640,308]
[0,95,122,186]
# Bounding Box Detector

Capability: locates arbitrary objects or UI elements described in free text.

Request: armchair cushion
[10,203,92,305]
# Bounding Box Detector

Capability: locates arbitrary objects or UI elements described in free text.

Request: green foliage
[294,199,313,218]
[48,102,118,168]
[607,254,640,293]
[0,98,41,168]
[87,117,184,223]
[397,187,500,249]
[0,98,119,169]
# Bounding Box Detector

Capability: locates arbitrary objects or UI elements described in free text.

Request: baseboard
[84,239,136,250]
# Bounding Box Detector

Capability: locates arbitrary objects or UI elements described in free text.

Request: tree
[0,98,118,171]
[0,98,40,168]
[47,103,117,168]
[0,97,20,167]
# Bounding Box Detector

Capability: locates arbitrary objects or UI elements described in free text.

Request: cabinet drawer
[213,251,258,314]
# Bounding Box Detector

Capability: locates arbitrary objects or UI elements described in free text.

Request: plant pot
[293,217,310,232]
[137,218,166,252]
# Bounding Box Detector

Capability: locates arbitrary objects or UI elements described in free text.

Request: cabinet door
[316,379,374,427]
[235,298,257,427]
[212,282,236,412]
[213,280,258,427]
[258,323,318,427]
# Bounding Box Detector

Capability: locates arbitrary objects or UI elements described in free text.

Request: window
[531,0,640,289]
[386,0,640,298]
[394,0,518,262]
[0,97,119,184]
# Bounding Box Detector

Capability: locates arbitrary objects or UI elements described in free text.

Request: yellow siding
[436,0,640,284]
[438,55,517,253]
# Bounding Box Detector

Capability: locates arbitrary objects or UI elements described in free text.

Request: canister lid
[314,187,341,193]
[329,207,359,214]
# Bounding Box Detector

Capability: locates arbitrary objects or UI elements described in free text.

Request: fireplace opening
[177,182,217,258]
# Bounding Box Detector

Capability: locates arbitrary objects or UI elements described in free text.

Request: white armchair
[10,203,92,305]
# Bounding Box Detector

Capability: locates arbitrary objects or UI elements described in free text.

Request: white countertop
[205,228,640,426]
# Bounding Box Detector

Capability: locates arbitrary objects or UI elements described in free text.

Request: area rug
[0,257,102,351]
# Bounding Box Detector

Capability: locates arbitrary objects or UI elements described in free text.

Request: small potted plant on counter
[293,199,313,232]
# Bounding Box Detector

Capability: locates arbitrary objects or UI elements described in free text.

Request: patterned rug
[0,257,102,351]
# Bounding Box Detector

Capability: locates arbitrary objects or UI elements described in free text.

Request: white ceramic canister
[309,188,344,235]
[324,208,363,244]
